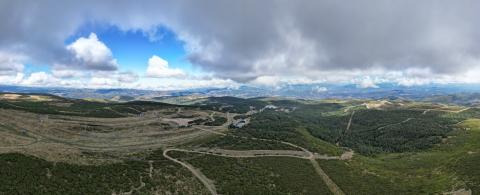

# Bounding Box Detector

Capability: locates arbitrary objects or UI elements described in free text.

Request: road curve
[166,148,341,160]
[163,149,218,195]
[189,119,351,195]
[164,124,352,195]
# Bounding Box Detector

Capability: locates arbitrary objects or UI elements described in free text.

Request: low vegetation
[198,96,267,113]
[319,119,480,194]
[0,151,208,194]
[204,116,227,126]
[1,93,480,194]
[0,93,184,118]
[200,135,299,150]
[170,151,332,195]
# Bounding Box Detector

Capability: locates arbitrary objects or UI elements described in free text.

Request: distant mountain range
[2,84,480,103]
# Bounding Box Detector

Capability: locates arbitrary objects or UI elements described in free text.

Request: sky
[1,0,480,90]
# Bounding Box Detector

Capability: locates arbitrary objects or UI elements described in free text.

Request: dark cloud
[1,0,480,82]
[167,0,480,80]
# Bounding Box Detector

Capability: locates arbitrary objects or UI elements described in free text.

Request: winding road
[134,106,472,195]
[1,108,350,195]
[164,117,349,195]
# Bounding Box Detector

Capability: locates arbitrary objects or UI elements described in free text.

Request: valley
[0,93,479,194]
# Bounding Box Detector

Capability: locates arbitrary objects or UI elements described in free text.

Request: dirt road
[423,107,470,115]
[165,148,341,160]
[0,108,347,195]
[309,158,345,195]
[163,149,217,195]
[335,111,355,145]
[378,117,414,130]
[166,118,352,195]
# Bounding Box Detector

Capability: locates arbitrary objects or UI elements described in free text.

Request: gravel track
[164,116,351,195]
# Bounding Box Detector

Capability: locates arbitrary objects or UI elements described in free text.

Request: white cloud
[0,51,25,76]
[249,75,325,87]
[356,77,379,89]
[51,67,84,78]
[397,78,431,87]
[137,77,238,91]
[250,75,282,86]
[88,77,118,88]
[2,1,480,87]
[116,71,139,83]
[0,73,24,85]
[66,33,118,71]
[21,72,59,86]
[146,55,185,78]
[312,86,327,93]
